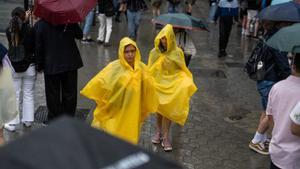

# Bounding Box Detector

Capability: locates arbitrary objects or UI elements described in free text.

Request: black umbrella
[0,117,182,169]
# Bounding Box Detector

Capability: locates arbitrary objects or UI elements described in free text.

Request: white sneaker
[4,124,17,132]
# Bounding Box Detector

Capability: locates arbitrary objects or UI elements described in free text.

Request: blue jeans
[168,2,180,13]
[257,80,275,110]
[127,10,141,40]
[83,10,94,36]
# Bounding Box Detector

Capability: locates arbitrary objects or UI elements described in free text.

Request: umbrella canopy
[34,0,97,25]
[258,1,300,22]
[152,13,208,31]
[266,23,300,53]
[271,0,292,5]
[0,117,182,169]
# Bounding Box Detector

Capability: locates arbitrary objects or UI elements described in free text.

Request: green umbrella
[266,23,300,53]
[152,13,209,31]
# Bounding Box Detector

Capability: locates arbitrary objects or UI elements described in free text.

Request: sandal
[161,138,173,152]
[151,132,161,144]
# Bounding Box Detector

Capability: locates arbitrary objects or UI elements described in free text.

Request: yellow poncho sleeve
[148,24,197,126]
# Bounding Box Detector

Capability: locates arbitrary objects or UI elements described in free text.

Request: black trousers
[219,16,233,52]
[44,70,78,121]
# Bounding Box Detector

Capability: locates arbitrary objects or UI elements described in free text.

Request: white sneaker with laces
[4,124,17,132]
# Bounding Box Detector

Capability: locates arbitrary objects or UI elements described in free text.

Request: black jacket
[125,0,147,12]
[262,29,291,82]
[34,20,83,75]
[98,0,115,17]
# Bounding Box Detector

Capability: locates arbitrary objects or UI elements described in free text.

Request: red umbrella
[33,0,97,25]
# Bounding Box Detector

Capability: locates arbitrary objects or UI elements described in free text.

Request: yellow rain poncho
[148,24,197,126]
[81,37,158,144]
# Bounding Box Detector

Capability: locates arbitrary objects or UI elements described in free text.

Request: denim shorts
[257,80,275,110]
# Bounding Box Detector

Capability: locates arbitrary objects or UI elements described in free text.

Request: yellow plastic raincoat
[148,24,197,126]
[81,37,158,144]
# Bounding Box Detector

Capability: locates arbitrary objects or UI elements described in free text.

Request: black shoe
[115,17,121,23]
[41,121,50,127]
[97,40,104,44]
[81,39,89,44]
[218,50,227,58]
[87,38,94,43]
[104,42,111,47]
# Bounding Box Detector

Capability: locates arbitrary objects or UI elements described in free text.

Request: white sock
[262,134,268,143]
[252,132,265,144]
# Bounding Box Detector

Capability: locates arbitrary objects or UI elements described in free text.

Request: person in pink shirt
[266,53,300,169]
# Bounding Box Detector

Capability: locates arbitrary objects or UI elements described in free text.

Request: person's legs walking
[223,16,233,51]
[127,10,136,40]
[152,114,162,144]
[105,16,113,44]
[134,11,141,41]
[82,10,94,41]
[97,14,106,43]
[21,65,36,126]
[162,117,172,151]
[44,74,62,121]
[61,70,78,117]
[249,80,274,155]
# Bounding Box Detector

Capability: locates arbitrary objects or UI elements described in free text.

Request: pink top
[267,76,300,169]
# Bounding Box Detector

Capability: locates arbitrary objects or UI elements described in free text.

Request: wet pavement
[0,1,270,169]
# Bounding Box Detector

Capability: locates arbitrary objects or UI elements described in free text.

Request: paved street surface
[0,1,270,168]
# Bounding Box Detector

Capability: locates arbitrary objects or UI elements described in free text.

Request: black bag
[244,39,273,81]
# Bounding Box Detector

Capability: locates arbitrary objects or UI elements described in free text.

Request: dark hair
[10,7,25,45]
[294,53,300,73]
[9,16,23,46]
[11,7,25,18]
[0,43,8,71]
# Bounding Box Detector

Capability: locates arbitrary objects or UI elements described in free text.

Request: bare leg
[152,114,162,143]
[0,128,4,145]
[162,117,172,151]
[257,112,269,134]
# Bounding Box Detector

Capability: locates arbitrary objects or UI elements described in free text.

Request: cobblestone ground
[1,0,270,168]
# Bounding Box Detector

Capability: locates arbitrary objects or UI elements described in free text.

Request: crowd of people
[0,0,300,168]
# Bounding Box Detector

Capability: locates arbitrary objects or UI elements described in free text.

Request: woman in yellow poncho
[148,24,197,151]
[81,37,158,144]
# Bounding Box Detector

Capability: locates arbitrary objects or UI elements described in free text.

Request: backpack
[244,38,274,81]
